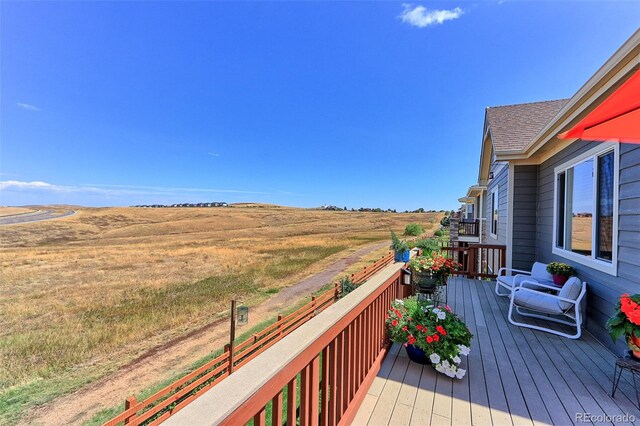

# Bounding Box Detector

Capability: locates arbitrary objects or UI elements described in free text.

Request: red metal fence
[103,251,396,426]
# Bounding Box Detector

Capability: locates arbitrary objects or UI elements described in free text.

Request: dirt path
[26,241,389,426]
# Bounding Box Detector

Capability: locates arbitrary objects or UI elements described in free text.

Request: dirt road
[25,241,390,425]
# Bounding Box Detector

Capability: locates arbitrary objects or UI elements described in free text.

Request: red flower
[426,336,433,344]
[385,314,390,320]
[408,335,416,345]
[391,319,398,327]
[402,326,408,331]
[407,317,413,322]
[432,334,440,342]
[436,325,447,335]
[621,294,640,326]
[416,324,423,331]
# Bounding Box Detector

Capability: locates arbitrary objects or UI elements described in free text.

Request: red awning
[559,68,640,144]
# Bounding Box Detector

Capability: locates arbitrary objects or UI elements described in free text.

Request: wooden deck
[353,277,640,426]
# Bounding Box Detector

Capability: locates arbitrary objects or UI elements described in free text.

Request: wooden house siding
[511,165,538,271]
[486,164,509,246]
[536,141,640,353]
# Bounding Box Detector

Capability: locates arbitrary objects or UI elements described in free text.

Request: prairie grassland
[0,205,441,423]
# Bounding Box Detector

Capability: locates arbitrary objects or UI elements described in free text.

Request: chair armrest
[497,267,532,277]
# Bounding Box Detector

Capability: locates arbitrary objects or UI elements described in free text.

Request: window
[466,204,474,220]
[553,144,618,275]
[490,187,498,237]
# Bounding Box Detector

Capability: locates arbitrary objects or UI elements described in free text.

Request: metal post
[229,299,236,374]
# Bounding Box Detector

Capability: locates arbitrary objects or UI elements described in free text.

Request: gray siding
[536,141,640,353]
[512,165,538,271]
[486,164,508,246]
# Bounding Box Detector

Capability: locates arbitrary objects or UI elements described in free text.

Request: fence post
[311,296,317,317]
[124,396,137,425]
[229,299,237,375]
[334,282,340,299]
[277,314,283,338]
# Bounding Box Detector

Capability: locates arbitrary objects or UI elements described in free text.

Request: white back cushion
[531,262,554,283]
[557,277,584,310]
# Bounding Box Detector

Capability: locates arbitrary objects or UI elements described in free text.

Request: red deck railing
[164,262,411,426]
[439,243,506,279]
[103,251,397,426]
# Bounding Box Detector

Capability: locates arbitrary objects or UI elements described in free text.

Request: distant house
[458,29,640,350]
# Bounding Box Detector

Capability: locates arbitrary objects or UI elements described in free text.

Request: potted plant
[607,294,640,359]
[386,296,472,378]
[546,262,576,286]
[409,252,461,288]
[390,230,410,262]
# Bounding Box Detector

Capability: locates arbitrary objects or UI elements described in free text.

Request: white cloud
[399,4,464,28]
[208,152,220,157]
[0,180,276,196]
[16,103,41,111]
[0,181,60,190]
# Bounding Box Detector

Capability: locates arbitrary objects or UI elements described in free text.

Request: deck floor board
[356,277,638,425]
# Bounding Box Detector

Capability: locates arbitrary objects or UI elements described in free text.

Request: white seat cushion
[530,262,554,285]
[557,277,583,310]
[513,291,563,315]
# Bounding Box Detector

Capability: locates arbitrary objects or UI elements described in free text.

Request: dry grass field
[570,216,592,253]
[0,205,441,424]
[0,207,36,217]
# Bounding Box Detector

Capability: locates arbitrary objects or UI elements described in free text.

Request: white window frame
[552,142,619,276]
[490,186,498,239]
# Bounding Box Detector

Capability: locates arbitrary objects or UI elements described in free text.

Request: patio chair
[495,262,554,297]
[507,276,586,339]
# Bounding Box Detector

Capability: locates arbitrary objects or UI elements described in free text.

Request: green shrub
[434,229,444,237]
[404,223,424,236]
[414,238,441,256]
[440,216,451,227]
[339,276,356,298]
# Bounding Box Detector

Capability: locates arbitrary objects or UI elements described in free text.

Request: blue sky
[1,1,638,210]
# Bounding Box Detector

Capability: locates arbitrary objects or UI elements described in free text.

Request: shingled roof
[486,99,570,152]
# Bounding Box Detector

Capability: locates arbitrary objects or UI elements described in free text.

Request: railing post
[311,296,317,317]
[124,396,137,425]
[468,246,477,278]
[277,314,283,337]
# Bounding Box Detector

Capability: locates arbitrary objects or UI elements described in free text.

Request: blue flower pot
[401,250,410,262]
[405,344,430,364]
[394,251,402,262]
